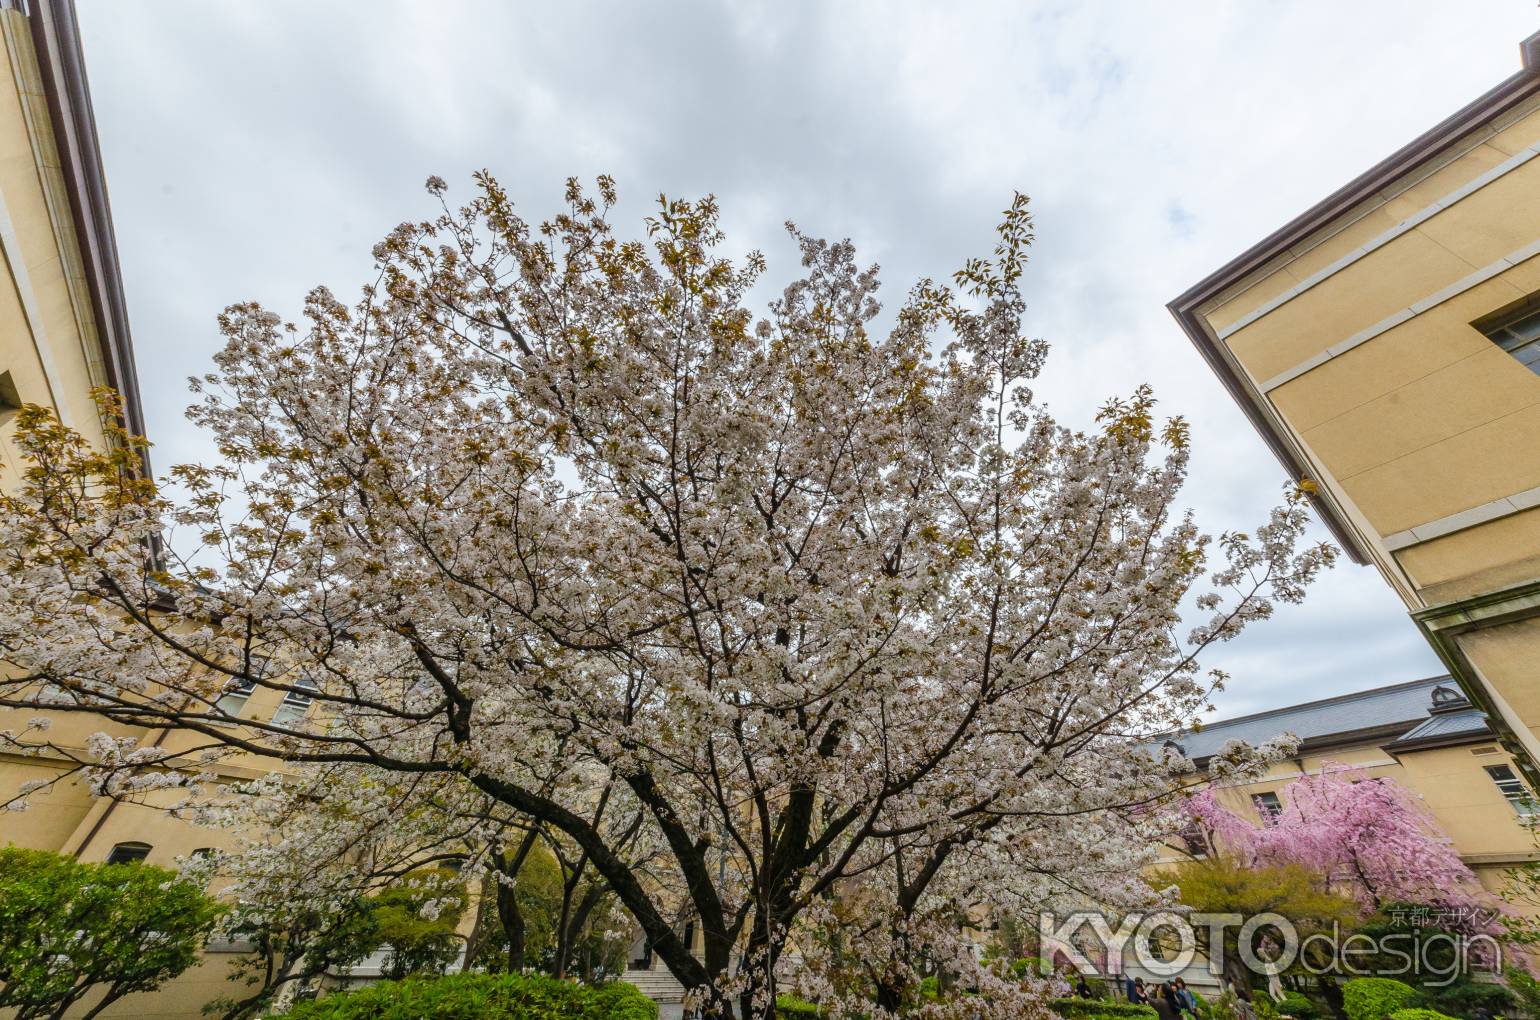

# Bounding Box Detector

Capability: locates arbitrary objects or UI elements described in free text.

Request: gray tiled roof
[1389,708,1491,746]
[1163,675,1458,761]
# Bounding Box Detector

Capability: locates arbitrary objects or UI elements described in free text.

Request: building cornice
[1381,727,1495,755]
[22,0,148,476]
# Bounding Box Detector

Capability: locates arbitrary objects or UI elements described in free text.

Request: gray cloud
[80,0,1530,720]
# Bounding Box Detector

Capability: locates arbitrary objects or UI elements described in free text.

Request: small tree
[372,867,467,979]
[209,894,379,1020]
[0,847,224,1020]
[1164,857,1359,996]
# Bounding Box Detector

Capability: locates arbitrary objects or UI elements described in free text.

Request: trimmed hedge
[1342,978,1421,1020]
[1052,997,1159,1020]
[775,995,825,1018]
[1276,992,1321,1020]
[272,972,657,1020]
[1388,1010,1458,1020]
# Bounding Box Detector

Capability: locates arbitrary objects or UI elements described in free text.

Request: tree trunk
[78,987,126,1020]
[496,867,527,972]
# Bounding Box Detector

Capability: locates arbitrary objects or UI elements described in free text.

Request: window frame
[1251,790,1284,825]
[1485,763,1537,816]
[1478,301,1540,375]
[270,677,319,726]
[104,841,152,865]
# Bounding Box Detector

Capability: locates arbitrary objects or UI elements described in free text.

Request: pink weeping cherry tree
[1187,764,1487,911]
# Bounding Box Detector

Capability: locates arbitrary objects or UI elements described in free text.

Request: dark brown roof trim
[1188,720,1425,770]
[1383,725,1494,755]
[1168,32,1540,566]
[25,0,148,476]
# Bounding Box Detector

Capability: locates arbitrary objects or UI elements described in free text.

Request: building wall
[1189,84,1540,769]
[0,4,110,487]
[0,9,252,1019]
[1200,96,1540,573]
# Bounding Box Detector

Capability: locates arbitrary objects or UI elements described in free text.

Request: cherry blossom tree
[1185,764,1485,910]
[0,175,1333,1018]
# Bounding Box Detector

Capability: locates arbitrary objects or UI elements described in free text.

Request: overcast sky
[76,2,1538,721]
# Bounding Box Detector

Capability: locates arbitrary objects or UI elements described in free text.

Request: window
[105,841,151,865]
[1252,791,1283,825]
[271,677,319,726]
[1486,764,1537,816]
[1176,818,1208,857]
[1481,305,1540,375]
[213,677,256,717]
[212,656,267,718]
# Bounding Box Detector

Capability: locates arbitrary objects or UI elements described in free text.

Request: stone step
[622,968,687,1003]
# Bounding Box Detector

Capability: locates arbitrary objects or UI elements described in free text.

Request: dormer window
[1429,684,1471,714]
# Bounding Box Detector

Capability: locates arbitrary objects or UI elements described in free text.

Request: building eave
[1382,725,1495,755]
[1167,33,1540,567]
[24,0,148,476]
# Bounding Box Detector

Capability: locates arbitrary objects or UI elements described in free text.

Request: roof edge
[1383,725,1495,755]
[1188,674,1451,735]
[25,0,148,476]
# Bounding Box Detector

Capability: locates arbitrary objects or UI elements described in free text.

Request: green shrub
[1277,991,1320,1020]
[1011,956,1052,978]
[775,994,825,1019]
[1420,979,1512,1020]
[1051,997,1159,1020]
[1342,978,1421,1020]
[1387,1010,1458,1020]
[272,972,657,1019]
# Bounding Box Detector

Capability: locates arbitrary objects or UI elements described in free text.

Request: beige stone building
[1171,31,1540,787]
[0,2,250,1016]
[0,0,157,858]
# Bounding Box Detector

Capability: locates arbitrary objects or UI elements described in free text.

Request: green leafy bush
[272,972,657,1019]
[1387,1010,1458,1020]
[1277,991,1320,1020]
[1342,978,1421,1020]
[1011,956,1052,978]
[1051,997,1159,1020]
[775,995,825,1019]
[1420,979,1512,1020]
[369,867,467,980]
[0,847,224,1019]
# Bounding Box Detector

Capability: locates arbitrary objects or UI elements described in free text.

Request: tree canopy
[0,176,1332,1018]
[0,847,224,1020]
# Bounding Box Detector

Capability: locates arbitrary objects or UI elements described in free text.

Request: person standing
[1172,977,1198,1020]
